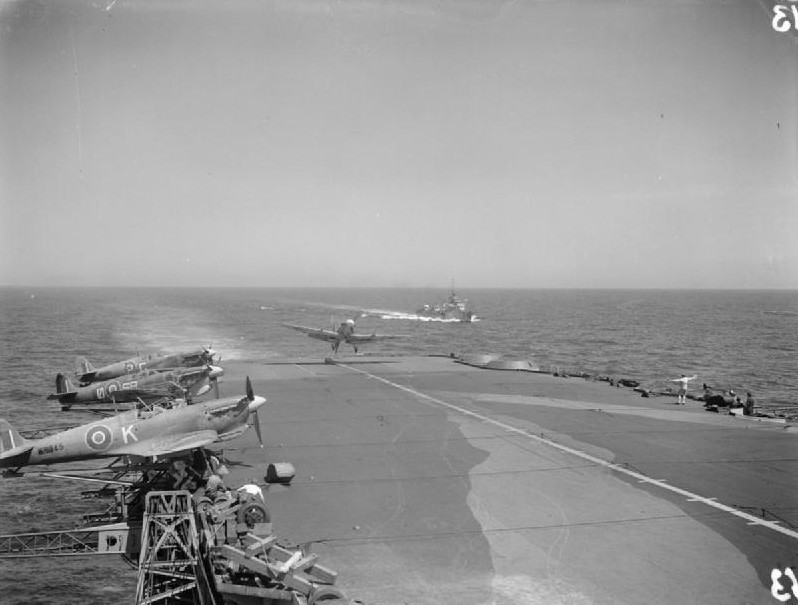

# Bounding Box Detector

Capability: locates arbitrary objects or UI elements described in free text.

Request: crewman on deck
[744,392,756,416]
[671,374,698,405]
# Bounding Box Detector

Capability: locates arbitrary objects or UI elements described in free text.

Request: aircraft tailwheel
[308,586,347,604]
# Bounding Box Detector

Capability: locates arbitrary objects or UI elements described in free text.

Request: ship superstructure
[416,286,475,322]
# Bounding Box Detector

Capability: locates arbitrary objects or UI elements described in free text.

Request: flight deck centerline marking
[336,362,798,542]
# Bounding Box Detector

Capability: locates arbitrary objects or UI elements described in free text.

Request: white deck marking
[338,362,798,541]
[293,364,317,376]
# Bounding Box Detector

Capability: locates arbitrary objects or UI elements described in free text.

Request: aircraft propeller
[245,377,265,448]
[201,364,224,399]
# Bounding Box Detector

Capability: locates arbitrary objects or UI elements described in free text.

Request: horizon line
[1,284,796,292]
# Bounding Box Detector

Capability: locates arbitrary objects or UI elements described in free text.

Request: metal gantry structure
[0,522,132,558]
[0,480,351,605]
[135,490,214,604]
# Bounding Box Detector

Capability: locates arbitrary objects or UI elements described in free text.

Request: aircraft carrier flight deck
[212,354,797,605]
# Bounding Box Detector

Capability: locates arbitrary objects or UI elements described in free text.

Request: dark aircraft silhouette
[75,346,218,384]
[2,377,266,473]
[49,364,224,407]
[281,318,403,355]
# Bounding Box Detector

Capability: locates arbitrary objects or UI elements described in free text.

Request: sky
[1,0,796,289]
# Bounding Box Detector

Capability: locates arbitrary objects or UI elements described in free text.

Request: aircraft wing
[349,333,405,343]
[281,323,339,342]
[111,429,219,458]
[216,424,250,442]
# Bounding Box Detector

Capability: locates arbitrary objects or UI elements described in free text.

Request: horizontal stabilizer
[0,445,34,469]
[48,373,77,401]
[0,419,32,461]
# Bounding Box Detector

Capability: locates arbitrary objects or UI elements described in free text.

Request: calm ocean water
[0,286,796,603]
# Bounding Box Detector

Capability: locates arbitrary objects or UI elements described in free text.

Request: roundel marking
[124,362,135,373]
[86,425,113,451]
[107,380,122,394]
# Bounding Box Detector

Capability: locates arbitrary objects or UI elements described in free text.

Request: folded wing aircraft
[75,345,218,384]
[49,365,224,408]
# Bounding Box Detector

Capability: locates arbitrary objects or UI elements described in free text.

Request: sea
[0,286,796,604]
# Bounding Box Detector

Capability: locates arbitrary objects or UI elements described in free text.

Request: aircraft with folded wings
[281,317,403,355]
[74,346,218,384]
[48,364,224,408]
[1,377,266,474]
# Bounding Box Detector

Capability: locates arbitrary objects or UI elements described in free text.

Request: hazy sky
[1,0,796,288]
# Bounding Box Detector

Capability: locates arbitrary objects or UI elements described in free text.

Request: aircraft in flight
[281,317,403,355]
[48,364,225,408]
[74,346,219,384]
[1,377,266,474]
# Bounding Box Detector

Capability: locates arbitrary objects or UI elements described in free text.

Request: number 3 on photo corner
[772,567,798,602]
[772,3,798,32]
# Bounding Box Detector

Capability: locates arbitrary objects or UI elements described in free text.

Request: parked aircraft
[75,346,218,384]
[281,318,403,355]
[1,377,266,473]
[49,364,224,408]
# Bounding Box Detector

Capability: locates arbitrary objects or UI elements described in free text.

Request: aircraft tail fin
[55,372,78,395]
[0,419,30,453]
[74,356,96,381]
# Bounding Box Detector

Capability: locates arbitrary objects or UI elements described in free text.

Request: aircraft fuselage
[80,350,212,383]
[2,395,252,469]
[53,367,218,405]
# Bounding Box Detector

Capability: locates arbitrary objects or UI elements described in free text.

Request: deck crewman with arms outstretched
[671,374,698,405]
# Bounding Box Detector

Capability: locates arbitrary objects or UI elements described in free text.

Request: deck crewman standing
[744,392,756,416]
[671,374,698,405]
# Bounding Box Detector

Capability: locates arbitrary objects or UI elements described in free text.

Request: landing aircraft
[75,346,218,384]
[1,377,266,473]
[48,364,225,408]
[281,318,403,355]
